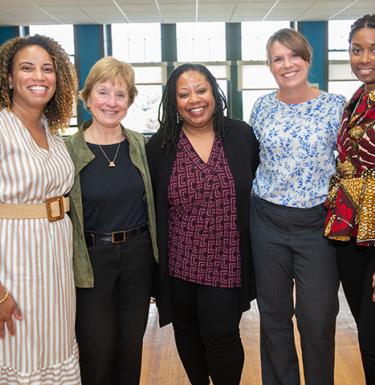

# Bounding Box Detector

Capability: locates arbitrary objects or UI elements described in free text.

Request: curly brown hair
[0,34,77,132]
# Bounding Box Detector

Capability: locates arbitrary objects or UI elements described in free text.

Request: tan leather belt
[0,196,69,222]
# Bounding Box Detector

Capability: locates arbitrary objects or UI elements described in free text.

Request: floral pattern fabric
[250,91,346,208]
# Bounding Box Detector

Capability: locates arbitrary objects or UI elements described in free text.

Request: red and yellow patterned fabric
[325,86,375,246]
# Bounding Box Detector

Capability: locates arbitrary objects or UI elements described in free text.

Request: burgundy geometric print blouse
[168,131,241,288]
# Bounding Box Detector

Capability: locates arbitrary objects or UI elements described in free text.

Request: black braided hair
[349,14,375,43]
[158,63,228,152]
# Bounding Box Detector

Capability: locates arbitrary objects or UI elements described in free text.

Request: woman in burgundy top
[324,14,375,384]
[146,64,259,385]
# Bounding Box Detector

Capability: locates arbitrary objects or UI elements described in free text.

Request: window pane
[177,22,225,61]
[133,66,164,84]
[122,85,162,134]
[329,62,357,81]
[241,64,277,89]
[328,20,354,60]
[29,25,74,56]
[328,81,361,101]
[243,89,277,122]
[112,23,161,63]
[241,21,290,61]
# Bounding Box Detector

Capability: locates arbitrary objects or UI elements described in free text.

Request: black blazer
[146,117,259,327]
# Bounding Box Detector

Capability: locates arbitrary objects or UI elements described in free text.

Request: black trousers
[170,277,244,385]
[337,242,375,385]
[75,231,154,385]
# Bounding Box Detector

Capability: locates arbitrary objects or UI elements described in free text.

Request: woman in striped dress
[0,35,80,384]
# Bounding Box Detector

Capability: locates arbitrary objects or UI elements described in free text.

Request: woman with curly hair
[0,35,80,384]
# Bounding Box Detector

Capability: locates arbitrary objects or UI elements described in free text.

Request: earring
[176,113,181,124]
[9,84,13,90]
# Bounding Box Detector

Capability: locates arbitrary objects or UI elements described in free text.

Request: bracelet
[0,288,9,304]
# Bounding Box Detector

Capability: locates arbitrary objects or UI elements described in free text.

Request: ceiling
[0,0,373,26]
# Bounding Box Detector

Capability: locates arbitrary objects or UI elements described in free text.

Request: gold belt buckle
[112,231,126,244]
[46,196,65,222]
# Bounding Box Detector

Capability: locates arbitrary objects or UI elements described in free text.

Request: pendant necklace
[98,141,122,167]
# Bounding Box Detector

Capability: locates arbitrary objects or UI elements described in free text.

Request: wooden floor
[140,287,365,385]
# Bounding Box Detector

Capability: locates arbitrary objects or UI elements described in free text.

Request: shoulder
[146,131,162,152]
[318,91,346,107]
[224,117,251,133]
[123,127,147,146]
[223,117,257,145]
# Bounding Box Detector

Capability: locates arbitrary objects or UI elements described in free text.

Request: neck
[85,122,125,144]
[278,84,318,104]
[12,102,43,130]
[182,122,214,138]
[365,82,375,93]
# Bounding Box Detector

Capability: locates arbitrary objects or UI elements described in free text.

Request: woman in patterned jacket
[324,14,375,385]
[249,28,345,385]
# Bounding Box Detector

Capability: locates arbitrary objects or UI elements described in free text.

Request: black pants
[75,231,154,385]
[337,242,375,385]
[170,277,244,385]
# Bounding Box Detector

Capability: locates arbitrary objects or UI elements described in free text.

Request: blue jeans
[250,196,339,385]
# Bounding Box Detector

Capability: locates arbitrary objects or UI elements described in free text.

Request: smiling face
[349,27,375,91]
[9,44,56,114]
[87,78,130,130]
[269,41,310,91]
[176,70,216,132]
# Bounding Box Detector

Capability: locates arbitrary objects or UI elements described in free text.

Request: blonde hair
[0,34,77,133]
[79,56,138,109]
[266,28,312,65]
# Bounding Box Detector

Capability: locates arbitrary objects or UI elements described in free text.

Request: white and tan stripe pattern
[0,109,81,384]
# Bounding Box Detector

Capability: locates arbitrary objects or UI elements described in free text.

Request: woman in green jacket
[65,56,158,385]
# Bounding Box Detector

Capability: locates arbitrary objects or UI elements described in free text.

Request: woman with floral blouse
[249,28,346,385]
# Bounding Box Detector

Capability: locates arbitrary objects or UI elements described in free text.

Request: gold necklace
[97,141,122,167]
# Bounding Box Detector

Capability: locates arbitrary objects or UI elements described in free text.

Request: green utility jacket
[65,123,158,288]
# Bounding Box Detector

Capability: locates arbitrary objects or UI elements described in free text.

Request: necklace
[98,141,122,167]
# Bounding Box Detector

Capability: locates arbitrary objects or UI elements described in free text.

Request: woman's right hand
[0,291,22,338]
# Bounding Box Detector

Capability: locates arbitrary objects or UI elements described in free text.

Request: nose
[32,68,45,81]
[359,50,371,64]
[188,91,199,103]
[106,93,117,106]
[284,56,293,67]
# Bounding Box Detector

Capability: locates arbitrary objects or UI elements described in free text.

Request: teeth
[358,69,373,75]
[283,71,297,78]
[190,107,204,113]
[29,86,47,91]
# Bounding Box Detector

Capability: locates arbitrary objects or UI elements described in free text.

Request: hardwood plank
[141,287,365,384]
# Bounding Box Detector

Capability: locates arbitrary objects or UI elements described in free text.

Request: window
[328,20,360,100]
[112,23,164,133]
[112,23,161,63]
[29,25,77,132]
[240,21,289,120]
[177,22,225,62]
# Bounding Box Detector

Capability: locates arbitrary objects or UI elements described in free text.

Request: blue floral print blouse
[250,91,346,208]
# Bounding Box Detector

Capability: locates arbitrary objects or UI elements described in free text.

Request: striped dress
[0,109,81,384]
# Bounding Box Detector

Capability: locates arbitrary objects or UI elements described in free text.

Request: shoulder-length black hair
[158,63,227,151]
